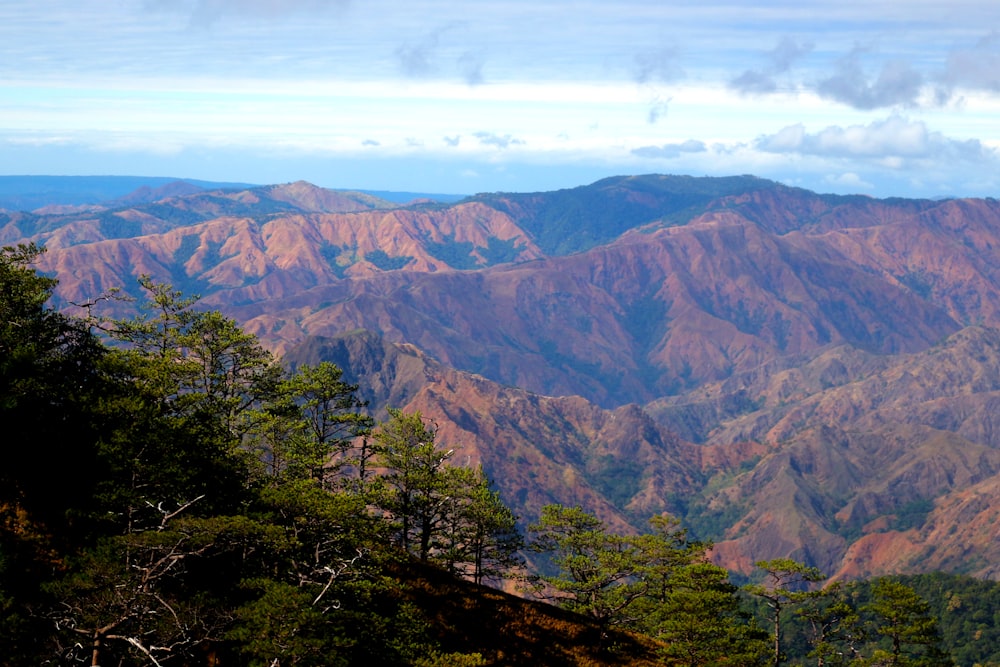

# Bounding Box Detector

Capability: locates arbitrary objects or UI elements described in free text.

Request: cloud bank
[756,115,991,163]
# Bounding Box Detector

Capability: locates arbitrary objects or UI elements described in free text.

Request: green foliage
[41,519,234,667]
[365,248,413,270]
[425,232,533,270]
[892,498,934,532]
[426,235,478,269]
[319,242,351,278]
[424,229,528,269]
[528,505,769,661]
[372,410,523,583]
[373,409,453,559]
[478,236,521,265]
[586,455,645,508]
[284,362,374,468]
[0,243,106,522]
[0,244,108,660]
[414,651,488,666]
[745,558,827,666]
[1,254,530,665]
[527,504,648,629]
[229,579,335,666]
[863,578,953,666]
[628,515,770,665]
[792,582,865,667]
[437,465,524,585]
[685,494,751,542]
[898,572,1000,667]
[648,561,769,666]
[761,574,973,666]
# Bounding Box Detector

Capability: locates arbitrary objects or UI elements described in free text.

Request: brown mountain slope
[833,473,1000,581]
[702,423,1000,578]
[289,329,1000,581]
[285,331,706,533]
[9,174,1000,580]
[651,326,1000,448]
[0,181,399,269]
[35,200,540,316]
[111,180,206,206]
[645,326,1000,577]
[230,209,958,403]
[22,178,1000,409]
[396,560,662,665]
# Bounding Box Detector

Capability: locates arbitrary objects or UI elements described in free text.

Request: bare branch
[158,494,206,529]
[311,549,363,607]
[115,635,166,667]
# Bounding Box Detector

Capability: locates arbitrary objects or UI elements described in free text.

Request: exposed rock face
[7,174,1000,580]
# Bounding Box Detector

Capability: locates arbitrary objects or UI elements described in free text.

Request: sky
[2,1,1000,198]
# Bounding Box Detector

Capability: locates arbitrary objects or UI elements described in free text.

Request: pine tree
[437,465,523,585]
[373,409,454,560]
[863,578,954,666]
[745,558,826,667]
[526,504,648,632]
[650,561,769,666]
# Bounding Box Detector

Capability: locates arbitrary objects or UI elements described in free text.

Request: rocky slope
[6,174,1000,580]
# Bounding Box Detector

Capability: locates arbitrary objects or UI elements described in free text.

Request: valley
[5,173,1000,581]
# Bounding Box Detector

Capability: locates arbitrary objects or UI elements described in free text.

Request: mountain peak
[257,181,396,213]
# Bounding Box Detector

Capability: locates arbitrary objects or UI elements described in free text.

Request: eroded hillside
[7,174,1000,579]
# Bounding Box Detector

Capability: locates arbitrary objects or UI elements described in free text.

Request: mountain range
[4,173,999,581]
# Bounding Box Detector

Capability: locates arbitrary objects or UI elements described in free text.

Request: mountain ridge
[6,173,1000,580]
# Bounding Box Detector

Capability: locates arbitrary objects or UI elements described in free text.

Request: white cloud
[395,27,451,78]
[943,32,1000,93]
[633,46,682,84]
[756,115,992,163]
[631,140,707,159]
[458,52,486,85]
[823,172,874,190]
[815,48,925,110]
[473,132,525,149]
[646,94,672,124]
[730,37,813,95]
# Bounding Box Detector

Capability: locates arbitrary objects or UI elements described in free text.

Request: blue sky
[2,0,999,197]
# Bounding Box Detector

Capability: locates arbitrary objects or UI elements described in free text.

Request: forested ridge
[2,243,999,666]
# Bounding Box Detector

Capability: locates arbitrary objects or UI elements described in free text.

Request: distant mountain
[0,175,466,212]
[0,175,258,211]
[8,173,1000,581]
[358,189,467,204]
[109,180,210,206]
[471,173,781,255]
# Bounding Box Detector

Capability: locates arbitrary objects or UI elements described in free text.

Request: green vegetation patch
[425,235,478,270]
[585,455,645,508]
[172,233,201,266]
[365,248,412,271]
[478,236,521,265]
[319,242,352,278]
